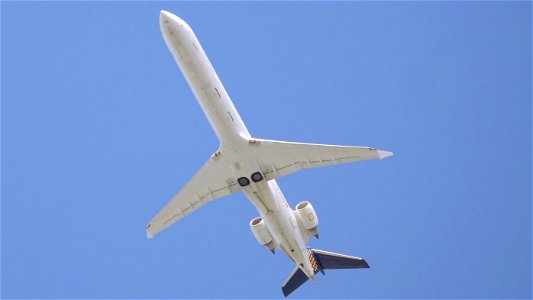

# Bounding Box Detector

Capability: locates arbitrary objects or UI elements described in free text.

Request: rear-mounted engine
[250,217,275,252]
[295,201,319,238]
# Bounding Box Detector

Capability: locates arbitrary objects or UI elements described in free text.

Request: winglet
[146,224,154,239]
[377,150,394,159]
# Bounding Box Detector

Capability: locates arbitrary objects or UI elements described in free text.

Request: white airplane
[148,11,393,297]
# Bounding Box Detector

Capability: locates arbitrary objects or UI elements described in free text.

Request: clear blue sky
[2,2,531,299]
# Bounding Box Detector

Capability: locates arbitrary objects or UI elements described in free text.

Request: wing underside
[147,139,392,237]
[248,138,393,181]
[146,152,240,237]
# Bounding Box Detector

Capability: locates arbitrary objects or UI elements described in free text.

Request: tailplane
[281,249,369,297]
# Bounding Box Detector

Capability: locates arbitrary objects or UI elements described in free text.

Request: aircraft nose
[159,10,189,34]
[159,10,175,33]
[160,10,175,22]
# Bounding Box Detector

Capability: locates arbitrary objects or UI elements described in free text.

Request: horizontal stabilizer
[312,249,369,269]
[281,249,369,297]
[282,266,310,297]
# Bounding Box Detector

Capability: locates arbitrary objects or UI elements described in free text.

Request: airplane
[148,10,393,297]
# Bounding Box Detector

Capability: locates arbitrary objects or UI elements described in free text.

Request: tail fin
[281,249,369,297]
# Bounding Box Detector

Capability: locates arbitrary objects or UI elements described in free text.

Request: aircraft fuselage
[159,11,316,279]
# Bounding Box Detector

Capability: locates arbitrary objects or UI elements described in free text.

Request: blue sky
[2,2,531,299]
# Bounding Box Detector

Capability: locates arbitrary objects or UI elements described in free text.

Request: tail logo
[307,249,319,273]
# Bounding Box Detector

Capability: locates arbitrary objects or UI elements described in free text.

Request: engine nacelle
[295,201,319,238]
[250,217,275,251]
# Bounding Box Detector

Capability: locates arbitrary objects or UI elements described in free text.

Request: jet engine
[250,217,275,252]
[295,201,319,238]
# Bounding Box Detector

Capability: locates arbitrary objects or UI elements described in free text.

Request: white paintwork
[250,217,275,250]
[148,11,393,282]
[295,201,319,230]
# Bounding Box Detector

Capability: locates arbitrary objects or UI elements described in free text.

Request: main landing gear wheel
[238,177,250,187]
[251,172,263,182]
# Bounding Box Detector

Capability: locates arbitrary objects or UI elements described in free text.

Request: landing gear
[238,172,263,187]
[238,177,250,187]
[251,171,263,182]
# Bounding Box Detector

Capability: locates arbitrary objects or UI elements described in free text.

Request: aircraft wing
[146,152,240,238]
[248,139,393,181]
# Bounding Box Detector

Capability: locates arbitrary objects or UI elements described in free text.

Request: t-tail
[281,249,370,297]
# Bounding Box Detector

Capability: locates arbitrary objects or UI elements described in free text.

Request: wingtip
[282,287,289,297]
[362,259,370,268]
[146,224,154,239]
[377,150,394,159]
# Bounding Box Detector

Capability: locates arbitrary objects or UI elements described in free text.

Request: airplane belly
[160,14,250,147]
[154,12,392,295]
[243,179,310,272]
